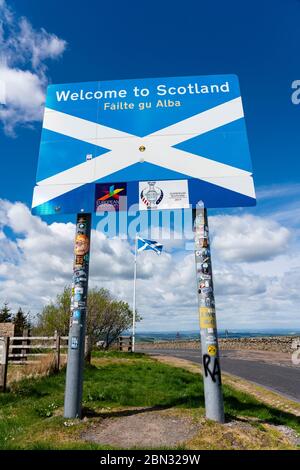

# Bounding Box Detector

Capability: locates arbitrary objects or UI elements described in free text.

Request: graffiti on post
[202,354,222,385]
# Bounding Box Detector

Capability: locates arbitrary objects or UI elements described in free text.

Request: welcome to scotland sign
[32,74,256,215]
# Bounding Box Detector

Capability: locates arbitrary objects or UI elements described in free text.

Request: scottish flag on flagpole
[137,237,163,255]
[131,235,163,351]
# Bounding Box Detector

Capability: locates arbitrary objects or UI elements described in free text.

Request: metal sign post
[193,202,225,423]
[64,213,91,418]
[132,235,138,353]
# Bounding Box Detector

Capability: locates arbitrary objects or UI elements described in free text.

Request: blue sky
[2,0,300,203]
[1,0,300,331]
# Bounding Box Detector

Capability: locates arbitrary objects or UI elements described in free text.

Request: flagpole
[132,234,138,352]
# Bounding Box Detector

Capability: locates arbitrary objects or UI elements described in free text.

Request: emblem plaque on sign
[140,181,164,209]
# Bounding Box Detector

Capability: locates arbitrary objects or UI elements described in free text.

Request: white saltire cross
[32,97,255,208]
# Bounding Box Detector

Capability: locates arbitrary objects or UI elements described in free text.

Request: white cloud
[15,18,66,70]
[0,200,158,312]
[0,0,66,134]
[0,63,45,131]
[0,199,300,331]
[210,214,291,262]
[213,265,267,296]
[256,183,300,201]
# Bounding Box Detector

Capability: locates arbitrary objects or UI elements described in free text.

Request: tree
[86,288,139,348]
[0,302,12,322]
[35,287,71,336]
[35,286,139,348]
[13,308,30,336]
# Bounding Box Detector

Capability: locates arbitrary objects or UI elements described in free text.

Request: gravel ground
[81,409,200,448]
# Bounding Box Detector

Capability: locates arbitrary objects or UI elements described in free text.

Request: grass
[7,354,59,385]
[0,351,299,450]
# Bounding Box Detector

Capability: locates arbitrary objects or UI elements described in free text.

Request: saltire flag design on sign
[137,237,163,255]
[32,75,256,215]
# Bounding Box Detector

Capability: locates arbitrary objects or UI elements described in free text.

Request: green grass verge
[0,352,299,450]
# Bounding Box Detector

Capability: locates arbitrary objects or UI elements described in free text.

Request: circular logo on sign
[140,181,164,209]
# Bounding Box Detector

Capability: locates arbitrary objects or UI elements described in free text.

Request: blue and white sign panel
[32,74,256,215]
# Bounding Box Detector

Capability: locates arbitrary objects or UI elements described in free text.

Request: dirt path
[82,408,200,448]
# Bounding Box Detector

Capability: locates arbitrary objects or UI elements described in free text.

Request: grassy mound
[0,352,299,450]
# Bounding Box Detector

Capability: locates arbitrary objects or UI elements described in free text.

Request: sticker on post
[72,310,81,320]
[199,307,216,329]
[206,334,217,345]
[71,336,79,349]
[75,234,90,256]
[208,345,217,356]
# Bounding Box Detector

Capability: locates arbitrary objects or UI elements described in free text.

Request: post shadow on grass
[82,375,300,433]
[81,391,206,419]
[82,404,180,419]
[223,394,300,432]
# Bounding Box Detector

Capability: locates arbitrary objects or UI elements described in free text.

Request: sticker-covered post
[64,213,91,418]
[193,202,225,423]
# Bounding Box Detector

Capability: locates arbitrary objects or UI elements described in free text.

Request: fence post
[0,337,10,392]
[54,330,61,372]
[84,335,91,364]
[21,328,29,361]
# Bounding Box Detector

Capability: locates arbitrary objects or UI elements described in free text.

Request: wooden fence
[0,332,91,392]
[118,335,132,352]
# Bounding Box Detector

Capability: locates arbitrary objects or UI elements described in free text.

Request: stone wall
[137,336,299,354]
[0,323,15,337]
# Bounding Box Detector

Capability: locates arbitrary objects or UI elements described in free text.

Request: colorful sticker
[194,215,205,226]
[95,182,127,212]
[74,276,86,285]
[75,254,85,267]
[205,297,215,307]
[71,336,79,349]
[74,286,84,294]
[207,345,217,356]
[195,226,209,239]
[195,238,209,248]
[75,233,90,256]
[199,307,216,329]
[73,310,81,320]
[206,334,217,344]
[198,274,211,280]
